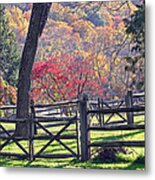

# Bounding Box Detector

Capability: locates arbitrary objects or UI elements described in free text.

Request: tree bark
[15,3,51,137]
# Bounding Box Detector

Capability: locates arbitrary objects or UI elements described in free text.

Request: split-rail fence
[0,91,145,161]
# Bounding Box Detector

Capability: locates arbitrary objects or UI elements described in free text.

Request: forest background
[0,0,145,105]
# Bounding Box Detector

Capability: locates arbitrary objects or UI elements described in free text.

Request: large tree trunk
[15,3,51,137]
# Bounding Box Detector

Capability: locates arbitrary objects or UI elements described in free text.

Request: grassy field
[0,115,145,170]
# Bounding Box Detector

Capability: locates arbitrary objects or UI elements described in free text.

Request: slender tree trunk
[15,3,51,137]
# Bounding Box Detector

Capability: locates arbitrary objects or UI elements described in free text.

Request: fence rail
[0,100,80,160]
[0,91,145,161]
[79,91,145,161]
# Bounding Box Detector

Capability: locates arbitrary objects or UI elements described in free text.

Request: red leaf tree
[31,53,105,103]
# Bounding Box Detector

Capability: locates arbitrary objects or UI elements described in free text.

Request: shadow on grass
[0,157,11,167]
[69,154,145,170]
[0,128,144,169]
[127,155,144,168]
[123,155,145,170]
[0,156,27,167]
[92,130,144,142]
[0,154,145,170]
[24,158,73,168]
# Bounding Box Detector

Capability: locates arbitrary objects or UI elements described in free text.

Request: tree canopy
[0,5,20,86]
[0,1,145,107]
[124,1,145,91]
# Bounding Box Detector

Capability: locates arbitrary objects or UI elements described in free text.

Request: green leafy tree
[124,2,145,57]
[0,5,20,86]
[124,1,145,91]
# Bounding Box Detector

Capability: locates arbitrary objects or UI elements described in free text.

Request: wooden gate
[0,100,80,160]
[0,118,29,159]
[32,100,80,160]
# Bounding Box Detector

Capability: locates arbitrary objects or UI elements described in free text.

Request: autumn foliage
[0,77,16,105]
[0,1,145,105]
[31,53,106,103]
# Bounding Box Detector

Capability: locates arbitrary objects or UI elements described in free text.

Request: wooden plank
[0,152,27,158]
[28,117,34,161]
[125,91,134,125]
[101,99,105,124]
[89,98,124,105]
[37,122,73,128]
[34,135,77,140]
[75,114,80,158]
[89,141,145,147]
[133,92,145,98]
[98,98,102,126]
[35,107,61,113]
[0,134,77,140]
[0,117,27,123]
[37,112,61,116]
[34,154,75,158]
[34,99,78,108]
[134,113,145,116]
[88,124,145,131]
[35,116,77,122]
[79,94,90,161]
[35,105,78,114]
[30,100,37,135]
[87,106,145,114]
[104,120,127,125]
[0,105,16,110]
[0,136,28,140]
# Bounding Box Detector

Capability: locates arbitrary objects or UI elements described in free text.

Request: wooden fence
[0,100,80,160]
[0,91,145,161]
[79,91,145,161]
[88,91,145,126]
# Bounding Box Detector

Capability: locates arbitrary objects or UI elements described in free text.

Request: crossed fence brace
[34,116,78,159]
[0,115,79,160]
[88,99,127,126]
[0,91,145,161]
[0,122,29,157]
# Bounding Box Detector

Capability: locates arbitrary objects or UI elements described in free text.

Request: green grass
[0,115,145,170]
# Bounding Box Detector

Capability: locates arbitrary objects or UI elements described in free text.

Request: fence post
[29,116,34,161]
[101,99,105,125]
[75,111,80,159]
[29,100,34,161]
[30,99,37,134]
[125,91,134,125]
[98,98,102,127]
[79,94,90,161]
